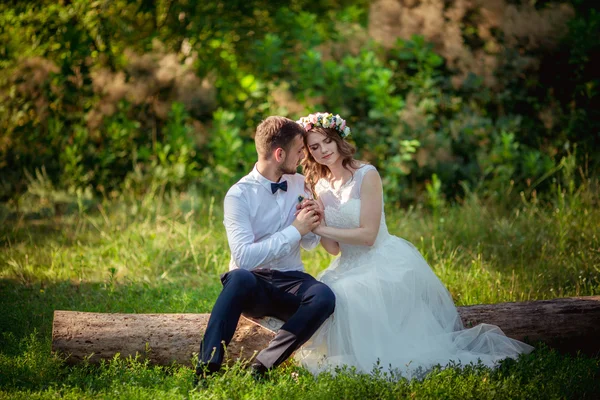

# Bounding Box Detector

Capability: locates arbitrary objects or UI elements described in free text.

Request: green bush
[0,1,598,206]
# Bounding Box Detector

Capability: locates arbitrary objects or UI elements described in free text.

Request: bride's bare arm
[314,197,341,255]
[314,170,383,247]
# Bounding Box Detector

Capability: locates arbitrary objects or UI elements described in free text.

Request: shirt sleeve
[224,192,301,270]
[300,231,321,251]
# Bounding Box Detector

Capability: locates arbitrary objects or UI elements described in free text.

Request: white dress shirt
[224,165,320,271]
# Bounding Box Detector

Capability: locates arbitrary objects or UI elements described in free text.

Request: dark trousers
[198,268,335,371]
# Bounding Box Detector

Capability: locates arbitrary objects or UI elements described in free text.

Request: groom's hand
[295,199,323,219]
[292,208,321,236]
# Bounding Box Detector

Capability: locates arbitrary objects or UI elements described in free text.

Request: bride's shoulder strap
[356,163,377,178]
[348,163,378,198]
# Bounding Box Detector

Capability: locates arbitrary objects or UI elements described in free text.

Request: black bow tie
[271,180,288,194]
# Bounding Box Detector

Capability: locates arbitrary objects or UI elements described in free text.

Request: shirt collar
[250,164,284,194]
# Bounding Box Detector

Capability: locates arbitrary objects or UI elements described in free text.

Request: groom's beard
[278,160,298,176]
[279,165,297,175]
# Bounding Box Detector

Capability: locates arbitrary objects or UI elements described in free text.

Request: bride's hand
[295,199,324,220]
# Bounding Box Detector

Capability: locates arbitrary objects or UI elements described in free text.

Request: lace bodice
[316,165,391,260]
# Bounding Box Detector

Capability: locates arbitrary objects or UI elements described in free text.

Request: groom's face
[280,134,305,175]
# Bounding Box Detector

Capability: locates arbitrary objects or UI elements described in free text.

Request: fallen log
[52,296,600,366]
[51,312,277,366]
[458,296,600,356]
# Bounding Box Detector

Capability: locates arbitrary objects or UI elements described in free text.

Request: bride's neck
[328,160,350,181]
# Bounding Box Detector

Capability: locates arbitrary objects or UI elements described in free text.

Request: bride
[293,112,534,378]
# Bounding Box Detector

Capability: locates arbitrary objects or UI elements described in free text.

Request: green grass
[1,180,599,399]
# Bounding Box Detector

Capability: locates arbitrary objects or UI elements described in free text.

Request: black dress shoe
[250,361,269,382]
[192,373,208,390]
[193,362,220,389]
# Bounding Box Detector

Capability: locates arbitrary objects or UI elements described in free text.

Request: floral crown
[296,112,351,139]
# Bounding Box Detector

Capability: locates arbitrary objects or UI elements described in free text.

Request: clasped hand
[292,199,324,235]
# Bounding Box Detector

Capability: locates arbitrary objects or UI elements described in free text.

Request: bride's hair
[301,127,361,198]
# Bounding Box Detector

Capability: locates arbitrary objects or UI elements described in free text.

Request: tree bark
[458,296,600,356]
[51,312,276,366]
[52,296,600,366]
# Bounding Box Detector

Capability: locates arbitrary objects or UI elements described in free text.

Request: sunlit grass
[0,178,599,399]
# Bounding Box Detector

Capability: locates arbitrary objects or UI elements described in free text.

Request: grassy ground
[1,179,599,399]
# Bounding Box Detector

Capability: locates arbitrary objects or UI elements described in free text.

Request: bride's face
[306,131,340,166]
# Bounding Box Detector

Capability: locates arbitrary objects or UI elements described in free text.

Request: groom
[196,116,335,382]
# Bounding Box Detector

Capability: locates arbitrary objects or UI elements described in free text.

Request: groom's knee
[221,268,257,298]
[312,284,336,317]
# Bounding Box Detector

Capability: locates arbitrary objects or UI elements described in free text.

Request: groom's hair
[255,116,304,159]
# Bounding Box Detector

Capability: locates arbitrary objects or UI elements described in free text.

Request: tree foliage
[0,0,597,204]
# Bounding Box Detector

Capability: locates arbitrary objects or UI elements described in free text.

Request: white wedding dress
[296,165,533,378]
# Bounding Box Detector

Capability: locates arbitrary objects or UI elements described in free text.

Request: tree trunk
[52,296,600,366]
